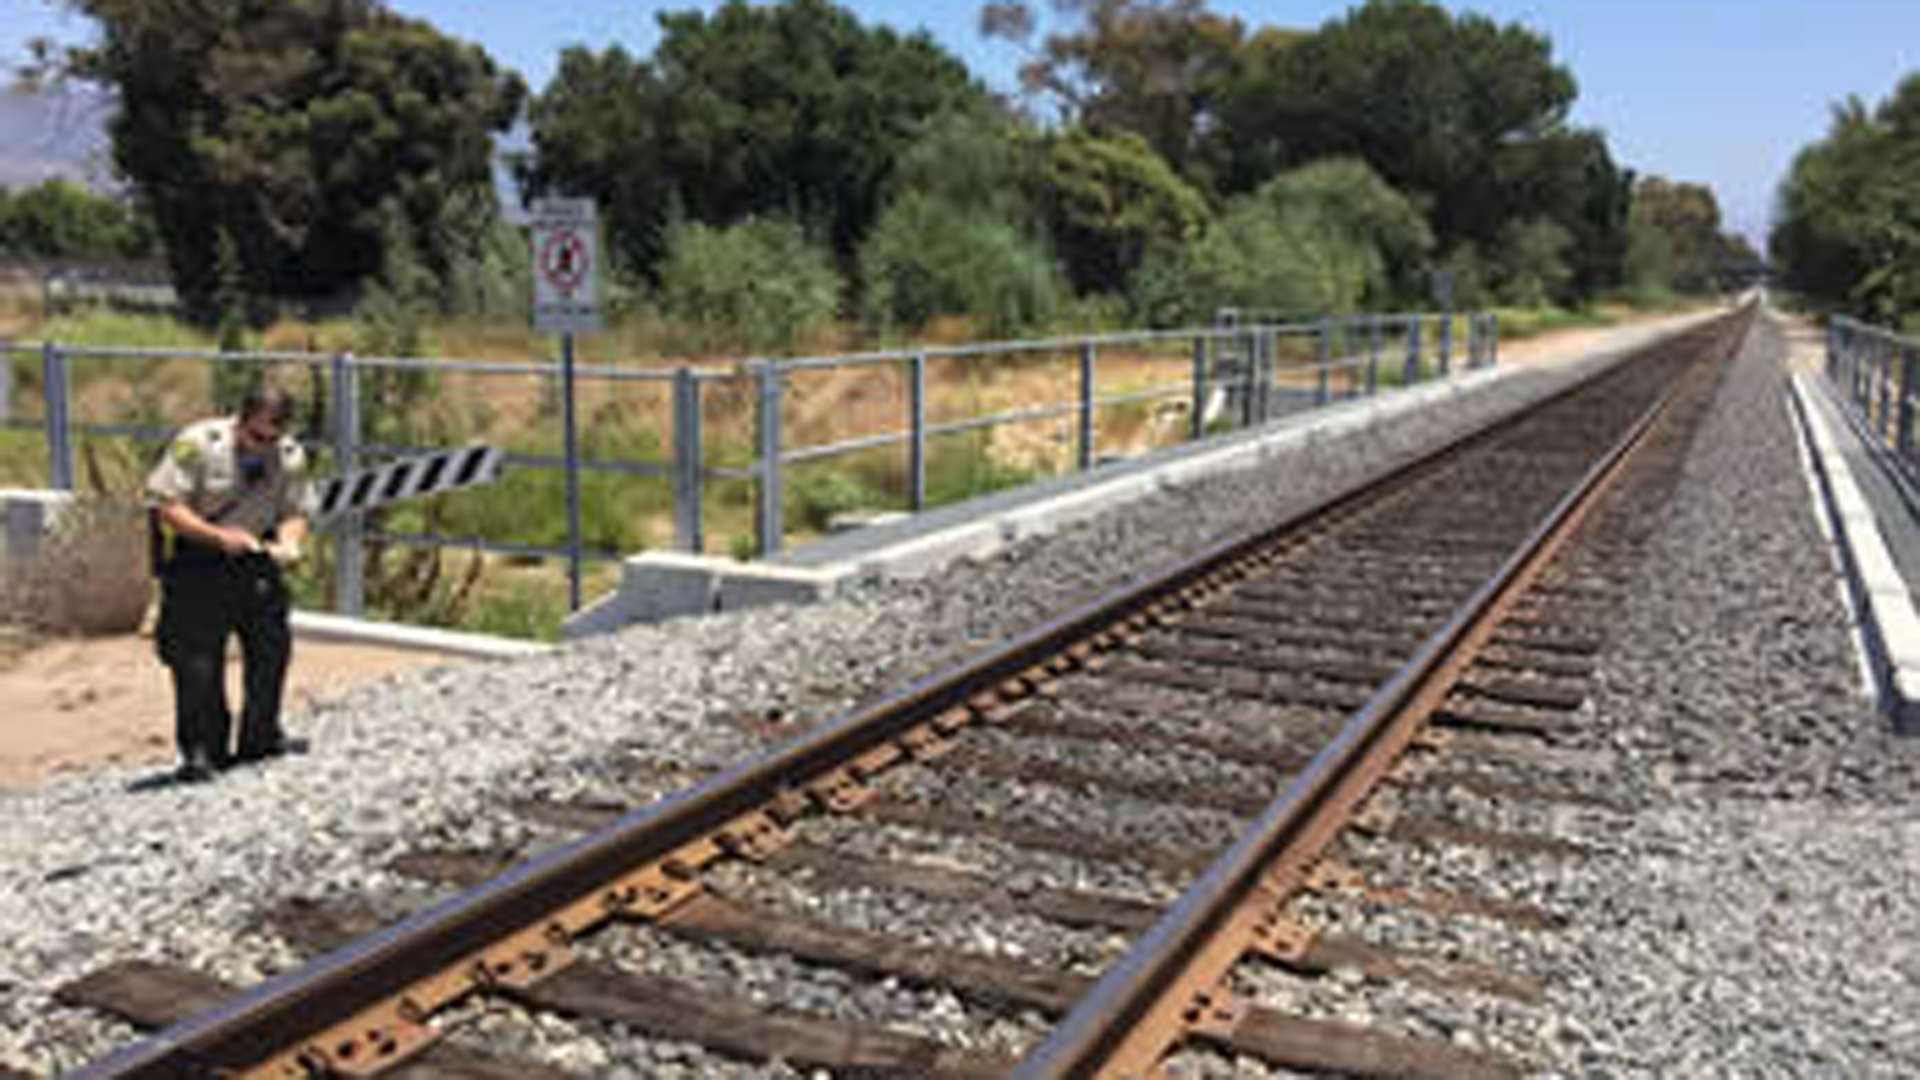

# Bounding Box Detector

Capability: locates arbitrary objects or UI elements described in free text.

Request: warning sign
[531,198,602,335]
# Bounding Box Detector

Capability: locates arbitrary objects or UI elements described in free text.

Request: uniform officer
[146,387,311,782]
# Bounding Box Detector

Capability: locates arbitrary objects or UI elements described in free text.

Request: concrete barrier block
[717,562,850,612]
[0,489,74,562]
[619,551,723,621]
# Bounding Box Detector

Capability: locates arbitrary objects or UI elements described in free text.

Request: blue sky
[11,0,1920,243]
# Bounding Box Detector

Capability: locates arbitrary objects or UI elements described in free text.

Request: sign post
[531,198,602,613]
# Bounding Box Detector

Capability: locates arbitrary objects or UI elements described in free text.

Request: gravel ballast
[4,308,1912,1078]
[1537,312,1920,1078]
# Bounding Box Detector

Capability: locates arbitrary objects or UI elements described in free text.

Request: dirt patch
[0,630,451,790]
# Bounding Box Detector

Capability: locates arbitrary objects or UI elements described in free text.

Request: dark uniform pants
[155,551,292,766]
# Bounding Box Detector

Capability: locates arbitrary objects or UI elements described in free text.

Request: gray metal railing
[1826,316,1920,486]
[1,310,1496,617]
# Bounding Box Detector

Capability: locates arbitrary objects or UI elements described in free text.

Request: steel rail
[63,311,1741,1080]
[1010,312,1739,1079]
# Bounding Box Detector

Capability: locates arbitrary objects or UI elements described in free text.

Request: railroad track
[54,307,1753,1080]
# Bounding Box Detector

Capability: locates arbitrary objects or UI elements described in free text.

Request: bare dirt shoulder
[0,632,448,790]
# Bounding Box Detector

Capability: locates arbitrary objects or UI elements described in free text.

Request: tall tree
[59,0,524,317]
[524,0,986,277]
[1210,0,1576,250]
[1631,176,1727,294]
[980,0,1244,182]
[1773,75,1920,320]
[1494,128,1634,298]
[1040,128,1211,295]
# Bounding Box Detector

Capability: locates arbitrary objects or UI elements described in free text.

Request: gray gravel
[1533,312,1920,1077]
[13,308,1904,1080]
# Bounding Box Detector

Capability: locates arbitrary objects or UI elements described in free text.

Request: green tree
[1623,218,1678,303]
[0,179,153,260]
[1141,158,1431,324]
[524,0,986,278]
[1040,129,1212,295]
[1773,74,1920,321]
[1494,128,1634,298]
[1493,218,1575,307]
[1210,0,1577,253]
[1630,177,1727,295]
[59,0,524,318]
[981,0,1245,180]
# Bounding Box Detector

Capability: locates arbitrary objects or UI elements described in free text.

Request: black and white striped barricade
[313,445,505,522]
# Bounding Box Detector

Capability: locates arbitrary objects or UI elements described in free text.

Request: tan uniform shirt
[146,417,312,538]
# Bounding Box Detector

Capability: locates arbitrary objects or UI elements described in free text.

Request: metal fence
[0,310,1497,618]
[1826,316,1920,486]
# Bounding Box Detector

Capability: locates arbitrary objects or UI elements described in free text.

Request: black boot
[176,747,218,784]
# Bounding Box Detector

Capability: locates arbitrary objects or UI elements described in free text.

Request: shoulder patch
[172,440,202,466]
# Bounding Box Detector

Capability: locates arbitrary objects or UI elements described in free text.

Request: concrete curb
[291,611,550,661]
[1788,370,1920,733]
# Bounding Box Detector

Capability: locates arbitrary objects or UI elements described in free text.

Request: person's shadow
[124,738,311,792]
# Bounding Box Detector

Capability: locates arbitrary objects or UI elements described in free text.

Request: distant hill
[0,87,116,191]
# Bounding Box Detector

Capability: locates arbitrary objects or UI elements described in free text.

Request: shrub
[659,218,841,354]
[790,468,887,533]
[1132,159,1433,325]
[859,193,1063,337]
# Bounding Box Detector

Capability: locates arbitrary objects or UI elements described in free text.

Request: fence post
[1362,316,1378,396]
[909,353,928,511]
[1256,328,1276,422]
[1854,327,1869,407]
[43,342,75,491]
[1486,314,1500,369]
[1898,346,1918,459]
[1873,336,1886,434]
[0,342,13,426]
[1191,334,1209,441]
[329,351,365,615]
[1878,337,1889,427]
[672,367,704,554]
[1404,318,1422,386]
[1078,340,1097,471]
[1439,314,1454,376]
[755,361,785,557]
[1888,339,1904,442]
[1316,318,1332,406]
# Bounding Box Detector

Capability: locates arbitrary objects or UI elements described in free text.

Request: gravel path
[8,307,1910,1079]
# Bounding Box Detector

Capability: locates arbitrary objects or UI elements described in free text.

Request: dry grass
[1,494,154,637]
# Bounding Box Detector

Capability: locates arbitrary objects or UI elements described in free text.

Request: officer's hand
[264,538,303,567]
[214,527,262,556]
